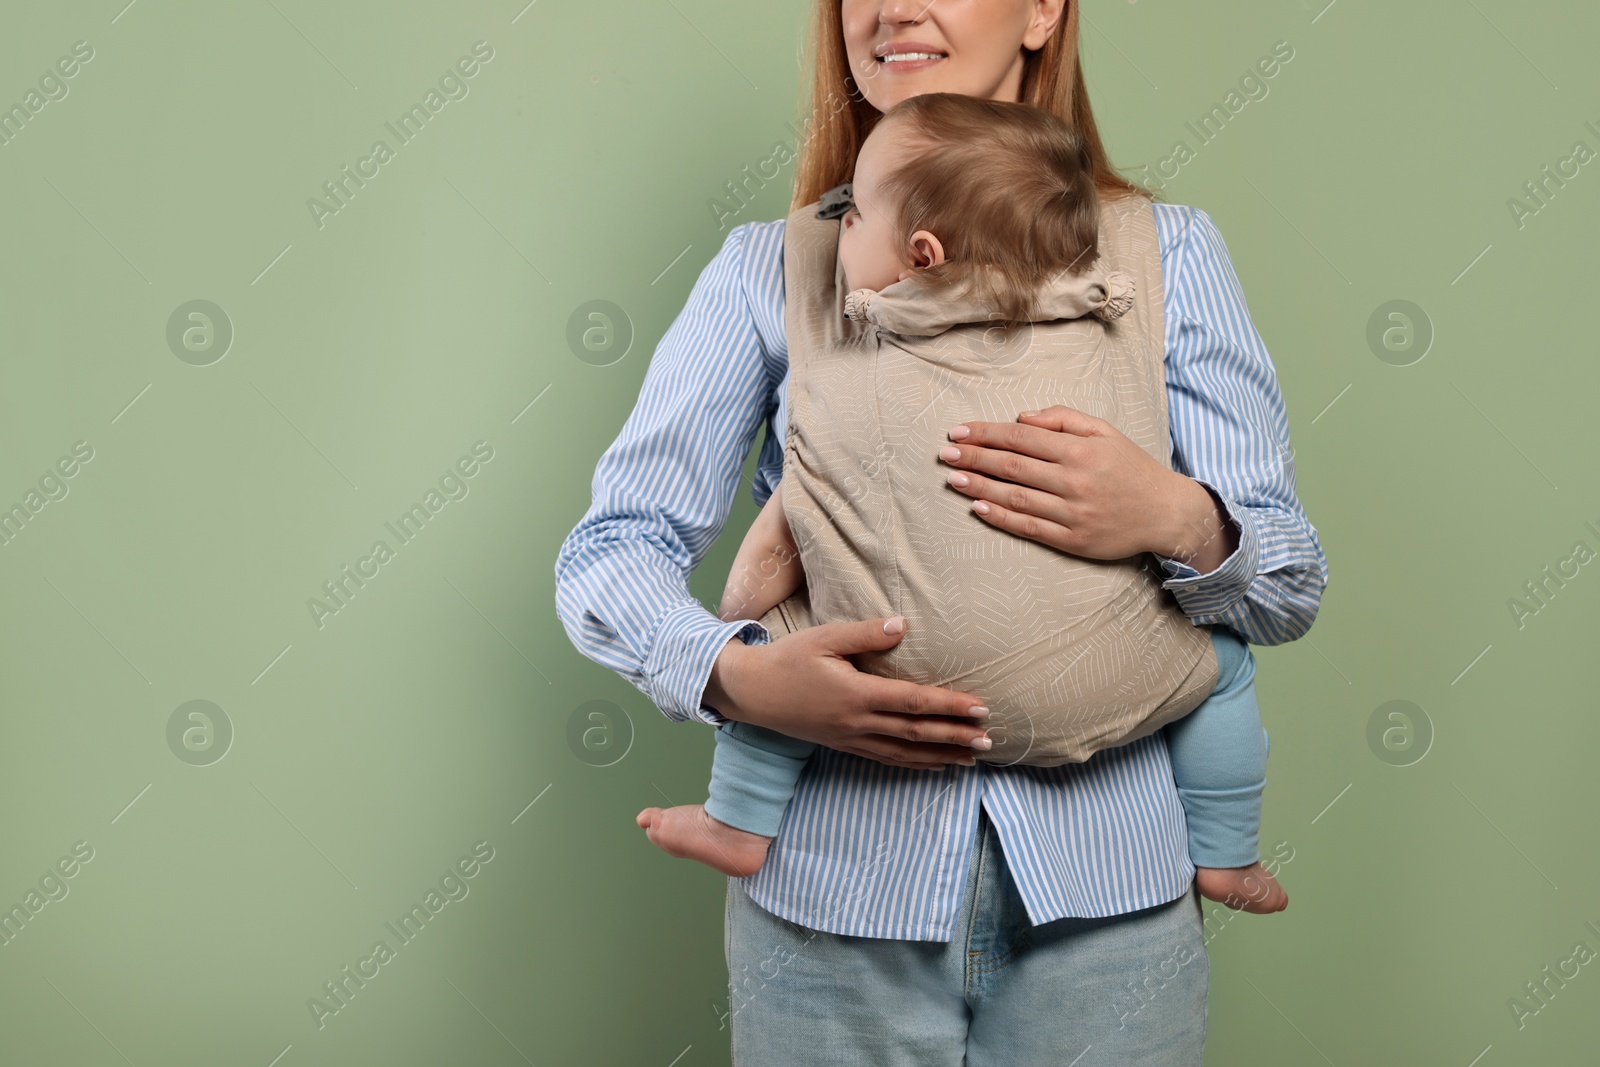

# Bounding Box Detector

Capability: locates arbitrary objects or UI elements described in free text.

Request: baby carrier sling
[753,187,1220,766]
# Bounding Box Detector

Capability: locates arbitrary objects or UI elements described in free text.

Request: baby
[637,93,1287,914]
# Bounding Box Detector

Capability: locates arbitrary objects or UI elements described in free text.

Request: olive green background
[1,0,1596,1063]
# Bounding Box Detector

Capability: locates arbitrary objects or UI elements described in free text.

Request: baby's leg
[636,720,815,878]
[717,482,805,624]
[1163,628,1286,913]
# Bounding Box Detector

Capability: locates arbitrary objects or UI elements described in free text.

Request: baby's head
[837,92,1101,329]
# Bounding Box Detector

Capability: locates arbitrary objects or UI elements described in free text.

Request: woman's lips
[874,42,948,74]
[877,52,946,74]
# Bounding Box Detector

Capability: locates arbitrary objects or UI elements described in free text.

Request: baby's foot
[635,803,773,878]
[1195,862,1288,914]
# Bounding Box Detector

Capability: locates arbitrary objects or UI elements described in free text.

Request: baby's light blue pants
[706,627,1267,869]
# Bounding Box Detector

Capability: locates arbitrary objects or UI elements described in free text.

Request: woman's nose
[877,0,927,27]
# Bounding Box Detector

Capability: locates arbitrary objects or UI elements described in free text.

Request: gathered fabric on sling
[754,190,1220,766]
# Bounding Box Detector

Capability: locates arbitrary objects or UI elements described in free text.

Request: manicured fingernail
[971,735,993,751]
[884,616,905,634]
[947,471,970,488]
[1019,410,1040,417]
[948,425,970,440]
[969,706,990,718]
[973,501,990,515]
[939,446,961,462]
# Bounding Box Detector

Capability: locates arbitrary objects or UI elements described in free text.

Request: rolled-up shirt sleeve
[554,223,778,725]
[1151,206,1329,645]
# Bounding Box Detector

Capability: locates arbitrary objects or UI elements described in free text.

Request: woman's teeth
[882,53,944,63]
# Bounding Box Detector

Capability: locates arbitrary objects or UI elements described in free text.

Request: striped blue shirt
[554,203,1328,941]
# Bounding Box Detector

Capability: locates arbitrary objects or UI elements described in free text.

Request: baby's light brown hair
[866,92,1102,329]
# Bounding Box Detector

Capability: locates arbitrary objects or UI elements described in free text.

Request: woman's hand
[702,616,993,771]
[936,405,1239,572]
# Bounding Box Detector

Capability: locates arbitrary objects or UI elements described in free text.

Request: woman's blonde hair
[871,92,1101,328]
[789,1,1157,213]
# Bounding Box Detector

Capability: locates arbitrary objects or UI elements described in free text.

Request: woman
[554,0,1327,1062]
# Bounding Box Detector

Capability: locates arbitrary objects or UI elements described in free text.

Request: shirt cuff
[1152,480,1259,623]
[643,600,773,725]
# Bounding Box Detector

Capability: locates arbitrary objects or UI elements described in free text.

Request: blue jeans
[723,805,1209,1065]
[710,627,1267,869]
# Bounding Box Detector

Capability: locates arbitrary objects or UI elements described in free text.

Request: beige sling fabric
[753,191,1219,766]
